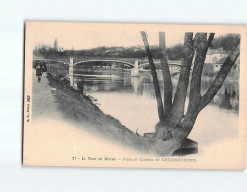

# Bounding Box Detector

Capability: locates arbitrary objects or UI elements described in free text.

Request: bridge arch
[139,61,182,68]
[73,59,134,68]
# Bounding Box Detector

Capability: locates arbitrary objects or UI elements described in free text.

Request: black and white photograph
[1,0,247,192]
[23,22,246,169]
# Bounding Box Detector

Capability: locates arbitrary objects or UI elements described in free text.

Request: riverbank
[46,73,154,154]
[45,72,197,156]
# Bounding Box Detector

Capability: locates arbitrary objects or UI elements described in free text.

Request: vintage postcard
[23,22,247,169]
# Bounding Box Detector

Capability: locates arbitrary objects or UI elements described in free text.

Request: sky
[32,27,226,51]
[33,30,186,50]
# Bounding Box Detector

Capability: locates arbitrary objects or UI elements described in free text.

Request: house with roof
[211,55,240,73]
[205,47,229,64]
[212,57,227,72]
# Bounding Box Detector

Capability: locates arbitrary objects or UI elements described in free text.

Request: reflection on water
[200,77,239,110]
[71,70,239,111]
[69,70,239,138]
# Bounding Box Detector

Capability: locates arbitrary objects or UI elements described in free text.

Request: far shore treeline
[33,34,240,61]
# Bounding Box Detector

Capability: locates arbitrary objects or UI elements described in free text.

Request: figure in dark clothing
[77,81,84,94]
[41,62,47,72]
[220,89,232,109]
[37,76,41,83]
[36,64,42,76]
[36,63,42,82]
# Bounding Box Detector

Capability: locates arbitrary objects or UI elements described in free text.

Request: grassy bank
[46,72,198,156]
[46,72,154,154]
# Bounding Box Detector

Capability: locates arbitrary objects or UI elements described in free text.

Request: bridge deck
[33,57,182,67]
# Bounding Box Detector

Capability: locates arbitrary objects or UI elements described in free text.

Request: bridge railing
[33,57,182,69]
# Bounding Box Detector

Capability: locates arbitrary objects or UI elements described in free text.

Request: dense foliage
[211,34,240,51]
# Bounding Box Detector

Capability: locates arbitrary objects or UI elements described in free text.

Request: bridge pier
[131,60,139,77]
[111,62,115,69]
[69,57,74,87]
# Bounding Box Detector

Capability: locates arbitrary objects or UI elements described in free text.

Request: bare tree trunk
[159,32,173,119]
[141,31,165,121]
[166,33,195,128]
[189,33,210,100]
[172,37,239,141]
[170,33,213,131]
[170,33,214,137]
[140,31,240,155]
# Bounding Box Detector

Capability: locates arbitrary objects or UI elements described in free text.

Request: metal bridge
[33,57,182,70]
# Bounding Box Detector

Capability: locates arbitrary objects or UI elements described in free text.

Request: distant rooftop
[207,47,229,55]
[215,57,228,64]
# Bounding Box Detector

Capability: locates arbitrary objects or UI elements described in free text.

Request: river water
[69,70,239,146]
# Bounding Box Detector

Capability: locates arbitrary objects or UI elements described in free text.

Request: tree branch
[187,33,215,109]
[166,32,195,127]
[141,31,165,121]
[199,44,240,111]
[159,32,173,119]
[175,33,215,138]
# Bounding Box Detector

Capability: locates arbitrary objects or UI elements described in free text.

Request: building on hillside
[212,56,240,73]
[212,57,227,72]
[205,47,228,64]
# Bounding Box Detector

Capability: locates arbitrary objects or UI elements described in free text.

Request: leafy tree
[211,34,240,51]
[166,44,185,60]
